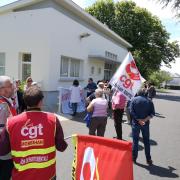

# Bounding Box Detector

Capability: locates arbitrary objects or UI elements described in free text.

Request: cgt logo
[80,147,99,180]
[21,120,43,139]
[119,60,140,90]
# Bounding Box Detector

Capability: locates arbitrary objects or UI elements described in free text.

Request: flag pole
[64,135,73,140]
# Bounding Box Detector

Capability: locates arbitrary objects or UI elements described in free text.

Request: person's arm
[55,118,68,152]
[0,128,11,156]
[84,84,89,90]
[93,83,97,91]
[138,101,155,125]
[87,101,94,112]
[129,100,139,120]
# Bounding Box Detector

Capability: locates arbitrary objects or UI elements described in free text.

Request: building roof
[0,0,132,49]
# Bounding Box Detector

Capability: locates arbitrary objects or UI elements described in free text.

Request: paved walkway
[56,90,180,180]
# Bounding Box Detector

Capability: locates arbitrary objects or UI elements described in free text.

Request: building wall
[0,5,129,111]
[47,8,128,89]
[0,6,128,90]
[0,9,51,90]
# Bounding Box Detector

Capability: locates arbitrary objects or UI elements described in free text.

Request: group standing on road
[71,78,156,165]
[0,75,157,179]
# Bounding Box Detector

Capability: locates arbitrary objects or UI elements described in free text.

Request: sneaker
[147,159,153,166]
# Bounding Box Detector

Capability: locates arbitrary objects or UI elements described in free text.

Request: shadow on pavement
[135,162,179,178]
[138,144,144,151]
[155,112,166,118]
[139,137,158,146]
[69,112,86,123]
[156,94,180,102]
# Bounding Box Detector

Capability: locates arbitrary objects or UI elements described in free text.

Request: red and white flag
[109,52,144,100]
[72,134,133,180]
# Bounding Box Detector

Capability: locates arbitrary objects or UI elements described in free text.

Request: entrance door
[104,63,117,80]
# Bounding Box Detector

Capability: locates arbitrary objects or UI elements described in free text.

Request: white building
[0,0,132,111]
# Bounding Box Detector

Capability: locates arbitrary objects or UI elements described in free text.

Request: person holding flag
[109,52,145,101]
[111,90,126,140]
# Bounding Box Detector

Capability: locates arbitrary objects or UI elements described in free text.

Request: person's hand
[138,120,145,126]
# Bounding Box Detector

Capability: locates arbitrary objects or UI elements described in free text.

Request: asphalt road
[56,90,180,180]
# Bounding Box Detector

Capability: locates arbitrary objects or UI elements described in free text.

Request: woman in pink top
[112,91,126,140]
[87,89,108,137]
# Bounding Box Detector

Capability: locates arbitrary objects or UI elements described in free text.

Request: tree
[149,70,172,88]
[86,0,180,78]
[157,0,180,18]
[86,0,115,28]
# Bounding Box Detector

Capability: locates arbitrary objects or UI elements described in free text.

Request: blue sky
[0,0,179,73]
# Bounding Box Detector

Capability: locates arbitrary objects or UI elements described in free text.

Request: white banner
[110,52,144,100]
[59,88,86,114]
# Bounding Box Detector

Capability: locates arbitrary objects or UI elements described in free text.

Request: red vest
[0,97,17,116]
[7,111,56,180]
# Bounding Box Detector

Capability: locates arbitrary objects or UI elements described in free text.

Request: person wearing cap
[0,76,17,180]
[0,85,67,179]
[86,81,110,103]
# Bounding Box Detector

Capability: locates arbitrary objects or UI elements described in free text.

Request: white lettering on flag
[110,52,144,100]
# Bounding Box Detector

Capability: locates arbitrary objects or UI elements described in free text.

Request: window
[60,56,81,78]
[22,53,31,81]
[91,66,95,75]
[70,59,80,77]
[0,53,5,75]
[104,63,117,80]
[60,56,69,77]
[98,67,101,74]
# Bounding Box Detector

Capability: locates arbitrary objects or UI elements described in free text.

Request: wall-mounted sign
[105,51,118,61]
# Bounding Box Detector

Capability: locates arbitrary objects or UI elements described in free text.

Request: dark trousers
[71,103,78,115]
[0,159,13,180]
[113,109,124,140]
[132,121,151,161]
[89,117,107,137]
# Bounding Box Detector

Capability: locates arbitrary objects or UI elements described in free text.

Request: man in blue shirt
[130,89,155,165]
[85,78,97,97]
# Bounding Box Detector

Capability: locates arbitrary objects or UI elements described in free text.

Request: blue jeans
[71,103,78,115]
[132,121,151,161]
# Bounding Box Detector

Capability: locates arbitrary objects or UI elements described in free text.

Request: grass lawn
[156,88,169,93]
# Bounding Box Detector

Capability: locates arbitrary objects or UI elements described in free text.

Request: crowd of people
[0,75,157,179]
[70,78,156,166]
[0,76,68,180]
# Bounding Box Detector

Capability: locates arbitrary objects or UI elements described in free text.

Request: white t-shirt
[70,85,82,103]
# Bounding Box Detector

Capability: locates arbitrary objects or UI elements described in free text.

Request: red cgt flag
[72,134,133,180]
